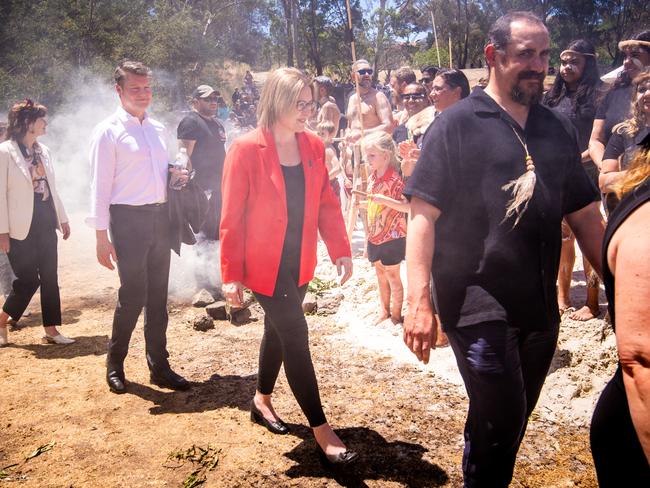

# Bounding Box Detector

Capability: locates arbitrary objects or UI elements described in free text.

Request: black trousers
[446,321,559,488]
[591,364,650,486]
[3,196,61,325]
[253,262,327,427]
[107,204,171,372]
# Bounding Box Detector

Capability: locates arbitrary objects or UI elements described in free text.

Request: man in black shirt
[403,12,605,487]
[177,85,227,241]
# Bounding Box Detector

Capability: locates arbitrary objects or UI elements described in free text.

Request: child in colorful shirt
[359,132,409,324]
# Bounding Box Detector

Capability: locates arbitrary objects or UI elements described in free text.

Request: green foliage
[1,0,648,112]
[308,276,337,296]
[413,46,451,70]
[165,444,220,488]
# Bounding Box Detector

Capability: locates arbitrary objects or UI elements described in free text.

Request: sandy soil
[0,214,612,487]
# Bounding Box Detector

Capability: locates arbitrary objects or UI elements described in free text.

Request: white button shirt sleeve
[86,125,116,230]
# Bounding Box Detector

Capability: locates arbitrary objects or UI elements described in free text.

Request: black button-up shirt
[404,89,600,330]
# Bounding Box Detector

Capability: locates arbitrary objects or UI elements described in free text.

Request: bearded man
[403,12,605,487]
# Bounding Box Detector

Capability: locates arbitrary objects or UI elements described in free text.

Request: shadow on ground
[126,372,257,415]
[8,334,108,359]
[283,426,448,488]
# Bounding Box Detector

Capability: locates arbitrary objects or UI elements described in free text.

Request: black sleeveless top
[602,177,650,330]
[279,163,305,279]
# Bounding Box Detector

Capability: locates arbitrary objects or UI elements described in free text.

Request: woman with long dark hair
[0,100,73,346]
[220,68,358,466]
[543,39,603,321]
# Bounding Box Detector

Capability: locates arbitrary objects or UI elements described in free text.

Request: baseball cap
[192,85,217,99]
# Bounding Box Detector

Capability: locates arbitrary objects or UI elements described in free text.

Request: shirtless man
[345,59,394,145]
[313,76,341,136]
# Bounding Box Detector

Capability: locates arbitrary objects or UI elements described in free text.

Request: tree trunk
[292,0,304,69]
[372,0,387,82]
[281,0,294,67]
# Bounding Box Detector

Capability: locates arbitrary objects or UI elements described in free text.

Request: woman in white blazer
[0,100,73,346]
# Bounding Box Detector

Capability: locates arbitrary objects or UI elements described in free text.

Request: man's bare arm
[565,201,606,279]
[368,91,395,134]
[404,196,441,364]
[178,139,196,171]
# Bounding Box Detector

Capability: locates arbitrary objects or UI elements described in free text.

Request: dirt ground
[0,214,601,488]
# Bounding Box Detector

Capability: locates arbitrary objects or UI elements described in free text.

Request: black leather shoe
[250,401,289,435]
[317,448,359,467]
[107,370,126,394]
[150,368,190,390]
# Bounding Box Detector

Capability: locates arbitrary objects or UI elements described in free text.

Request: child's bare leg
[569,257,600,321]
[557,224,575,313]
[374,262,391,324]
[383,263,404,324]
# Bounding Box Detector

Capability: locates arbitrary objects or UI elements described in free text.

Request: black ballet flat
[317,448,359,467]
[250,401,289,435]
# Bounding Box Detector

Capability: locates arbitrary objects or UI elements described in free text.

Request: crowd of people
[0,9,648,487]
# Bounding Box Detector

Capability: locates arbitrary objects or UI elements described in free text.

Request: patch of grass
[165,445,220,488]
[25,442,55,461]
[308,277,337,297]
[0,463,18,479]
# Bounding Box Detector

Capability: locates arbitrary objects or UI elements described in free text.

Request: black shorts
[367,237,406,266]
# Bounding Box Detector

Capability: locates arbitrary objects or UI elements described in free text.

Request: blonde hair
[615,145,650,198]
[612,71,650,138]
[317,120,336,135]
[257,67,310,130]
[361,131,400,169]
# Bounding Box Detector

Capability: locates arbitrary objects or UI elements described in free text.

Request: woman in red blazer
[220,68,357,466]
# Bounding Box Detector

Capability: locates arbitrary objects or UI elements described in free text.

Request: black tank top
[279,163,305,279]
[602,177,650,330]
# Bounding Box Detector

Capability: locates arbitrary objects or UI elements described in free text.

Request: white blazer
[0,140,68,240]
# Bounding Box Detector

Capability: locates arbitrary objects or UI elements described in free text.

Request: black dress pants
[107,204,171,372]
[4,196,60,325]
[591,364,650,487]
[253,262,327,428]
[446,321,559,488]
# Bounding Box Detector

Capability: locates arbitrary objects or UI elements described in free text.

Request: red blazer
[220,128,351,296]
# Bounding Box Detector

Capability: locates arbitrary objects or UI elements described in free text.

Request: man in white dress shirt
[88,60,189,394]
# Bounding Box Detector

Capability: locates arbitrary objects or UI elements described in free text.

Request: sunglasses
[296,100,317,112]
[356,68,373,76]
[420,78,432,84]
[201,95,220,101]
[402,93,426,101]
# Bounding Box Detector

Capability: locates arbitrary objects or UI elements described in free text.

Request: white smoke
[39,70,226,301]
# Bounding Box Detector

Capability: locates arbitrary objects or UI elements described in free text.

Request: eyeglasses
[356,68,373,76]
[201,95,220,101]
[296,100,317,112]
[402,93,426,101]
[420,78,432,84]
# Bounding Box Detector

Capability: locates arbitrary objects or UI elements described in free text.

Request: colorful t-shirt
[366,166,407,245]
[18,142,50,201]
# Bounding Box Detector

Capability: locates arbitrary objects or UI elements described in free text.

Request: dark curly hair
[543,39,602,119]
[6,99,47,141]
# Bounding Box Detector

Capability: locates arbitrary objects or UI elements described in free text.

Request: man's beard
[510,71,545,106]
[357,77,371,89]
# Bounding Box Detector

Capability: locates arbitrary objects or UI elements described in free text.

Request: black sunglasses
[356,68,373,75]
[402,93,426,101]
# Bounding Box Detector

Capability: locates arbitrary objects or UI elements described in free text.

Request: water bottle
[169,148,189,189]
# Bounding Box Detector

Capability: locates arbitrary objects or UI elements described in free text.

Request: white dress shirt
[86,106,169,230]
